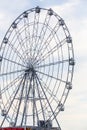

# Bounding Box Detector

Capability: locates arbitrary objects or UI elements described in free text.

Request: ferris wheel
[0,6,75,129]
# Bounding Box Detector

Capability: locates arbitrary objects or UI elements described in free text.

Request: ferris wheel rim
[0,6,75,127]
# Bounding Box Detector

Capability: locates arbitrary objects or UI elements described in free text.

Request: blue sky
[0,0,87,130]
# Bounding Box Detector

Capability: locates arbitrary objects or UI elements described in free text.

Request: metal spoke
[35,73,61,130]
[33,77,39,125]
[35,74,46,122]
[0,69,25,77]
[23,17,29,53]
[2,56,27,68]
[14,75,26,126]
[34,38,66,65]
[32,12,40,58]
[7,42,26,64]
[3,76,23,108]
[0,72,24,95]
[15,28,27,56]
[24,15,31,59]
[34,96,39,125]
[30,12,37,57]
[23,74,33,125]
[36,70,66,83]
[32,12,51,60]
[40,78,59,103]
[35,59,68,68]
[34,22,60,62]
[32,75,35,126]
[0,75,24,127]
[21,73,33,126]
[21,78,28,126]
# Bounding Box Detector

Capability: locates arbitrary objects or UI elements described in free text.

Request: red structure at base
[0,128,24,130]
[0,127,58,130]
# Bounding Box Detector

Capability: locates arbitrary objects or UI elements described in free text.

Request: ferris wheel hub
[25,66,35,75]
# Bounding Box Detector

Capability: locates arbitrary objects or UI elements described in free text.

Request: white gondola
[23,12,28,18]
[59,19,65,26]
[48,8,53,16]
[58,102,62,107]
[12,22,17,29]
[58,103,64,111]
[9,122,15,127]
[38,120,52,128]
[60,106,64,111]
[0,87,2,99]
[69,58,75,66]
[66,36,72,43]
[3,37,8,44]
[66,82,72,90]
[0,56,2,62]
[1,109,7,116]
[35,6,40,13]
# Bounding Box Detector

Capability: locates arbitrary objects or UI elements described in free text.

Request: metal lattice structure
[0,6,75,129]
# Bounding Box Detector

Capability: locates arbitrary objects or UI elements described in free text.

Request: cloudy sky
[0,0,87,130]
